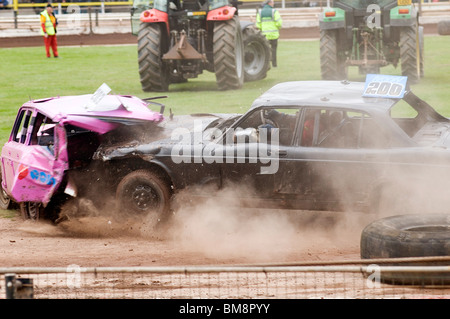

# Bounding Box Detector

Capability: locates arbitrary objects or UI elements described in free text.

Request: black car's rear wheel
[116,170,171,220]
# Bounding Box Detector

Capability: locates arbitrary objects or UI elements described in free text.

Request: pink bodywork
[1,94,163,205]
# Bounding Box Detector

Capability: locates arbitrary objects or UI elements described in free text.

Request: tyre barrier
[360,214,450,285]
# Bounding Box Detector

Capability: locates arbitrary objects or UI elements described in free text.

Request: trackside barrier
[1,258,450,299]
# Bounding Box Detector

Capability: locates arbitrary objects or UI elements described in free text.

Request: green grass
[0,36,449,145]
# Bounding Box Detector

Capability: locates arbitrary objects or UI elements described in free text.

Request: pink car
[0,88,164,220]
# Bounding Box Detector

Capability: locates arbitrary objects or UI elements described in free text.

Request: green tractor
[130,0,272,91]
[319,0,424,83]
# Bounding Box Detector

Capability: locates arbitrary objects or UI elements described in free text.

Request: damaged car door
[1,108,68,218]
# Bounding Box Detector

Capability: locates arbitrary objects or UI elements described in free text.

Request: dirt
[1,196,376,267]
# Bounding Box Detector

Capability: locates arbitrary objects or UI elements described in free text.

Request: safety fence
[1,259,450,299]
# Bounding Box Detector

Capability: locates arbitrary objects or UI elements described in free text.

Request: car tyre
[0,170,12,210]
[361,214,450,285]
[20,202,43,221]
[116,169,171,221]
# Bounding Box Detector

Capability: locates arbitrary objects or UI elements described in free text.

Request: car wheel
[0,170,12,210]
[116,169,171,220]
[20,202,43,221]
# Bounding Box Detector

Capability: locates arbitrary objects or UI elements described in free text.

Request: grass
[0,35,449,145]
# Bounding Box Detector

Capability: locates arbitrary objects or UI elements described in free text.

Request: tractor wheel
[419,25,424,78]
[320,30,347,80]
[137,23,170,92]
[213,16,245,90]
[116,169,171,221]
[400,26,420,83]
[242,24,271,82]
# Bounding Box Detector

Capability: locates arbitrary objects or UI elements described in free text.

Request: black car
[93,77,450,221]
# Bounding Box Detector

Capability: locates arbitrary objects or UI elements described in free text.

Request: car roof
[250,80,397,112]
[23,94,163,122]
[20,94,164,134]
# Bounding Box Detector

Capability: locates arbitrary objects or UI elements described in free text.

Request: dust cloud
[45,183,372,263]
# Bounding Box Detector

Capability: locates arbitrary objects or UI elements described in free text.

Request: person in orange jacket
[40,3,59,58]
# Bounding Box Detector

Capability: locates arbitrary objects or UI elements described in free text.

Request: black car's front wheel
[116,169,171,221]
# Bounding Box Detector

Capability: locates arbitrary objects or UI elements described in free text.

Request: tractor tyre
[116,169,171,222]
[242,24,271,82]
[213,16,245,90]
[320,30,347,80]
[400,26,420,83]
[137,23,170,92]
[419,25,424,78]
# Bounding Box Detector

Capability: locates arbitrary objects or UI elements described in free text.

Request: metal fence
[1,260,450,299]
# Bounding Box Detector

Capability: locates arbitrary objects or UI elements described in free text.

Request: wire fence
[1,259,450,299]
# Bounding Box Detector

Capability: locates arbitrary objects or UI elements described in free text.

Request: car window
[232,107,300,146]
[12,109,32,144]
[299,108,389,149]
[30,113,56,153]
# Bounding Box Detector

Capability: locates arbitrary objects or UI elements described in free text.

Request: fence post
[5,273,34,299]
[13,0,18,29]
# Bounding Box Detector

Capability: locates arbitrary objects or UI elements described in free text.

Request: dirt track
[0,24,440,48]
[1,200,374,267]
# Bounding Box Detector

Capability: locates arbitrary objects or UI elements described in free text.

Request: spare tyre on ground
[360,214,450,285]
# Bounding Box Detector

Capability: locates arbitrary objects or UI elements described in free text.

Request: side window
[299,108,389,149]
[232,107,300,146]
[12,110,32,144]
[29,113,55,153]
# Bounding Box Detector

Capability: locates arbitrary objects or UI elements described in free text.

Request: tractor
[131,0,272,91]
[319,0,424,83]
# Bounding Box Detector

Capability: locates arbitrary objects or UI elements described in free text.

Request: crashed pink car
[0,85,164,220]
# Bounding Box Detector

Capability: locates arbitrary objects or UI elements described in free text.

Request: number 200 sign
[362,74,408,99]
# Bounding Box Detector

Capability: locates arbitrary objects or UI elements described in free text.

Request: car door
[210,106,312,206]
[1,108,69,204]
[287,107,392,211]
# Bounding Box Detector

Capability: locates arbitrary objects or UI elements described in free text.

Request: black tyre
[419,25,424,78]
[213,16,245,90]
[361,214,450,259]
[242,24,271,82]
[400,26,420,83]
[320,30,347,80]
[137,23,170,92]
[20,202,43,221]
[116,169,171,220]
[0,170,11,210]
[361,214,450,285]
